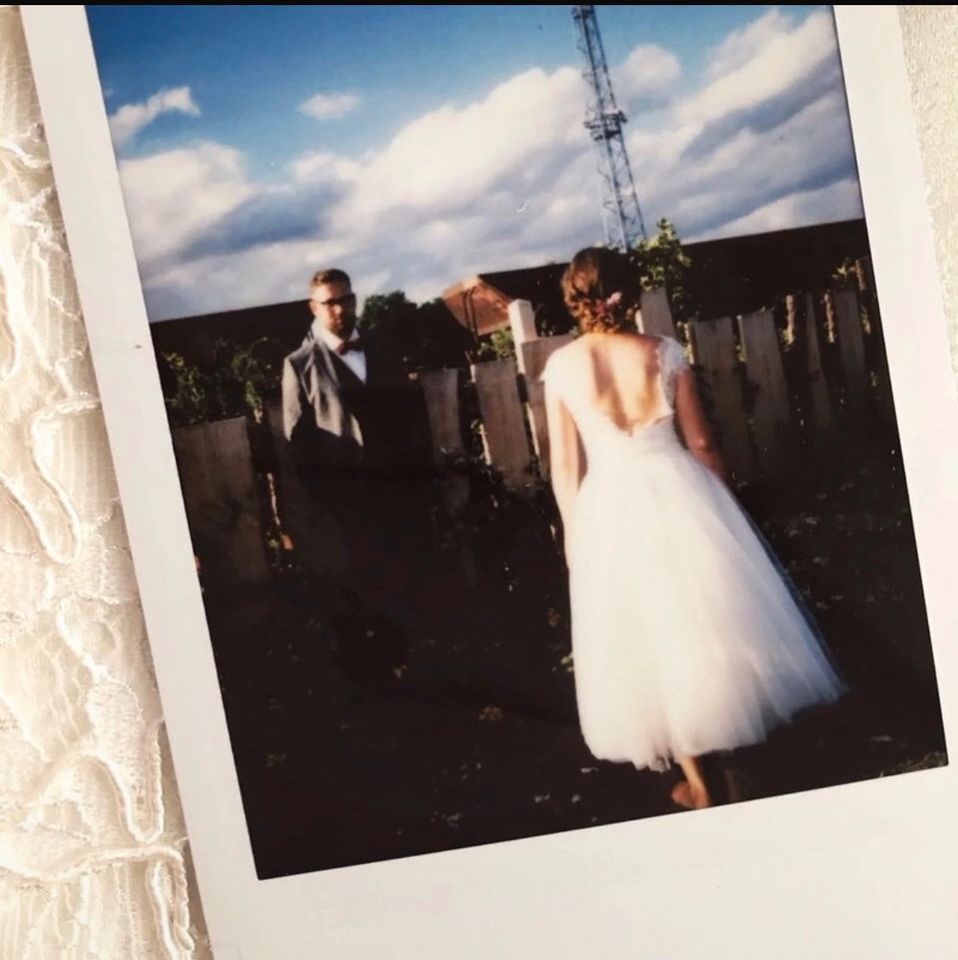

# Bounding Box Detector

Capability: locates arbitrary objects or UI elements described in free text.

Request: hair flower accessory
[605,291,623,309]
[595,290,624,317]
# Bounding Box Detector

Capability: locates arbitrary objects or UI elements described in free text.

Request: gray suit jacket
[281,328,433,600]
[282,331,370,479]
[282,329,427,485]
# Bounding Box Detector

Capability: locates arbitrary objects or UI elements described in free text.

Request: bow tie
[337,337,364,356]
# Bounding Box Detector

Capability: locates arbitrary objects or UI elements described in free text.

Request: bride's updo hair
[561,247,640,334]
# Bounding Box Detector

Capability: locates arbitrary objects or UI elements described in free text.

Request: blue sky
[87,5,863,321]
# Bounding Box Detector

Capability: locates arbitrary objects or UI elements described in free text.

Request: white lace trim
[657,336,689,410]
[0,9,209,958]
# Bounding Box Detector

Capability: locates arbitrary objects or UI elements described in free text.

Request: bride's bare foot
[671,779,712,810]
[675,756,713,809]
[688,781,712,809]
[671,780,694,808]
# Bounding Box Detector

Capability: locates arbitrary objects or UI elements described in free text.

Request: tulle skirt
[567,421,846,772]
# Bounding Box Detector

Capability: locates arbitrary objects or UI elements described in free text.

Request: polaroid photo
[21,5,958,958]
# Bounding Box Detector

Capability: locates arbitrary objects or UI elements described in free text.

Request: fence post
[832,288,868,416]
[419,368,464,464]
[508,299,537,372]
[801,292,833,437]
[856,256,880,338]
[856,257,897,429]
[471,358,536,489]
[171,417,270,587]
[419,368,471,517]
[738,310,793,479]
[638,287,676,338]
[688,317,755,485]
[519,334,575,480]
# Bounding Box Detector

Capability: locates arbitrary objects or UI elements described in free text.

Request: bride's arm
[674,368,728,484]
[544,385,584,533]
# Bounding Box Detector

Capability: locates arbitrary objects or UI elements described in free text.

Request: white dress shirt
[311,319,367,384]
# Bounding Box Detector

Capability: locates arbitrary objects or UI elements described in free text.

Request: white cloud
[289,150,360,185]
[334,66,584,233]
[108,86,200,148]
[705,8,795,80]
[618,9,857,240]
[144,237,349,319]
[120,9,862,321]
[713,177,863,238]
[628,81,861,242]
[299,92,360,121]
[118,142,255,269]
[614,44,681,106]
[676,10,836,128]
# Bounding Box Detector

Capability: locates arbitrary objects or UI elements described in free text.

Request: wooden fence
[172,260,896,586]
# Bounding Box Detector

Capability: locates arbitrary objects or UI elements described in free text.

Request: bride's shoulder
[540,338,583,383]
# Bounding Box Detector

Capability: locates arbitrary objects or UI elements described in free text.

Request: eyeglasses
[311,292,357,309]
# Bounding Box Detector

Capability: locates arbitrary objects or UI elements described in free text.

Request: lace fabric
[0,10,209,958]
[656,335,689,411]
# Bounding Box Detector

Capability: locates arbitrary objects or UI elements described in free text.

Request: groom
[281,267,430,677]
[284,268,397,478]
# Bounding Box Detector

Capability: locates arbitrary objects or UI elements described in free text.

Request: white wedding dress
[542,336,846,772]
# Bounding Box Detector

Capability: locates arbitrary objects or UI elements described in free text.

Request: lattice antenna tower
[571,4,647,250]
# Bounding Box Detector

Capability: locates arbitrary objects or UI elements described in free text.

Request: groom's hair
[310,268,352,293]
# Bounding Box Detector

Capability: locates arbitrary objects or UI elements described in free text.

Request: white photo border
[21,6,958,959]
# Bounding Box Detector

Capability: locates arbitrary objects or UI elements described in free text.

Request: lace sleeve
[659,336,690,409]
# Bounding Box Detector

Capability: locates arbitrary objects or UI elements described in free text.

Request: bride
[542,247,846,809]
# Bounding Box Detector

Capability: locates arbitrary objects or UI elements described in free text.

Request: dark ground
[204,425,947,880]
